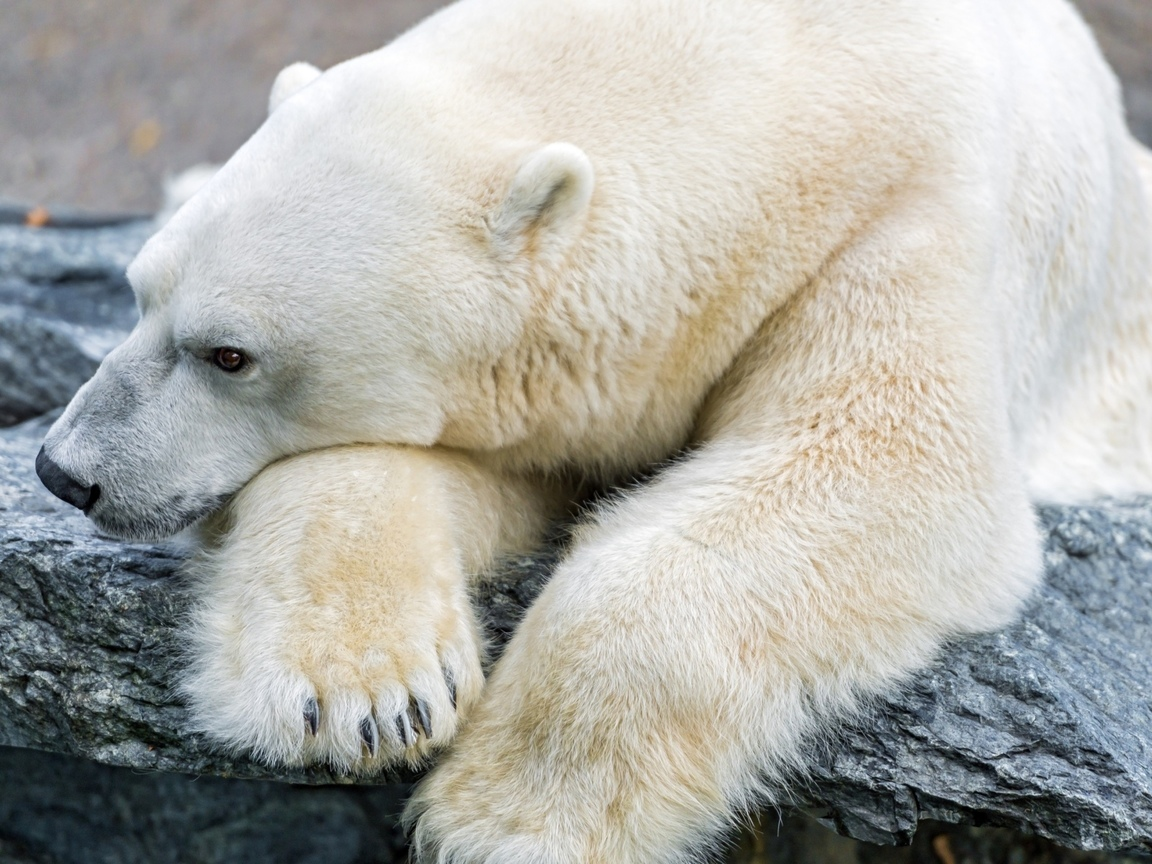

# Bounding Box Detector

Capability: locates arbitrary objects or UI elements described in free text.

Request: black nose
[35,446,100,512]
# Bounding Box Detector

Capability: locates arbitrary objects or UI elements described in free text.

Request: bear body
[36,0,1152,860]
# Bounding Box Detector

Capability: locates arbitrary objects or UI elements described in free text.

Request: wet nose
[35,446,100,512]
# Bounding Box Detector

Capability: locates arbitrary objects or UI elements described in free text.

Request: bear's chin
[88,494,231,543]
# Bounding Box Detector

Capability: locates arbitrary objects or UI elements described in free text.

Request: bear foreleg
[182,443,561,770]
[406,219,1045,863]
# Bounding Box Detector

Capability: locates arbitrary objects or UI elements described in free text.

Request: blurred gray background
[1,0,1150,214]
[1,0,449,212]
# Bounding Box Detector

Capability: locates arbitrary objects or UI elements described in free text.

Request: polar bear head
[37,57,594,540]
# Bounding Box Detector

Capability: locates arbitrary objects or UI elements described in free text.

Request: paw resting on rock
[180,447,486,771]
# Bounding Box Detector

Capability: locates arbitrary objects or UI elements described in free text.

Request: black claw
[303,698,320,736]
[414,698,433,739]
[360,716,379,757]
[395,710,417,749]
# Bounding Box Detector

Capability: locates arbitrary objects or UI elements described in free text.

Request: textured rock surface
[0,746,413,864]
[1,747,1146,864]
[1,221,1151,858]
[804,499,1152,850]
[0,219,150,424]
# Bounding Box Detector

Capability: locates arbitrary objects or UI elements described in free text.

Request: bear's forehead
[125,49,510,315]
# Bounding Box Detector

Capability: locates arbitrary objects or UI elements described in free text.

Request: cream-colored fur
[184,445,562,768]
[38,0,1152,860]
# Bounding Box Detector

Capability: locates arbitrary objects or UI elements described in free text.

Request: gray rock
[0,219,150,290]
[0,308,98,426]
[803,498,1152,851]
[1,219,1151,857]
[1,749,1145,864]
[0,220,151,426]
[0,746,413,864]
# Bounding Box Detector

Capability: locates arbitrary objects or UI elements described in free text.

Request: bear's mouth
[81,484,101,514]
[88,490,235,542]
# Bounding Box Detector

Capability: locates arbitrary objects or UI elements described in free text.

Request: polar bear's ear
[268,62,322,115]
[490,143,594,259]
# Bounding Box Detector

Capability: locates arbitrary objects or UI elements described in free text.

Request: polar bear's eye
[212,347,247,373]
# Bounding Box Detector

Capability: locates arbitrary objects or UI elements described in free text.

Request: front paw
[180,446,485,771]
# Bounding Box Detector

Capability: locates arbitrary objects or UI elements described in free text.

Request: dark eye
[212,347,247,372]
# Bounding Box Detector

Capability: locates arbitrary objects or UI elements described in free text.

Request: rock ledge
[1,220,1150,852]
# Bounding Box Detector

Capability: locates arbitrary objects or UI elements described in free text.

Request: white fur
[489,142,594,259]
[268,61,322,114]
[39,0,1152,860]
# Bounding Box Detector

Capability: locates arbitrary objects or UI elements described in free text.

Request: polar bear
[36,0,1152,860]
